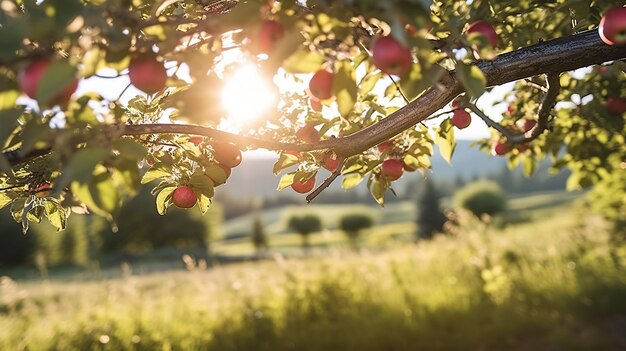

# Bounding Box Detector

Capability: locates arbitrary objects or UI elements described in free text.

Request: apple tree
[0,0,624,233]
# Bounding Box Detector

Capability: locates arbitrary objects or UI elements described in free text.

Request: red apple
[172,185,197,208]
[381,159,404,181]
[210,142,242,168]
[309,97,322,112]
[308,69,334,100]
[403,162,417,172]
[296,124,320,143]
[516,144,530,153]
[606,96,626,114]
[321,152,340,172]
[128,55,168,95]
[371,36,413,76]
[599,6,626,46]
[507,104,515,115]
[377,140,394,152]
[491,141,509,156]
[450,96,464,109]
[34,183,52,198]
[516,119,537,133]
[18,59,78,106]
[451,110,472,129]
[254,19,285,54]
[466,20,498,49]
[291,177,316,193]
[189,136,204,146]
[284,149,301,158]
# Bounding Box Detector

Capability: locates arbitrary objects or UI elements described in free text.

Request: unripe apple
[451,110,472,129]
[172,185,197,208]
[308,69,334,100]
[599,5,626,46]
[321,152,340,172]
[491,141,509,156]
[371,36,413,76]
[210,142,242,168]
[19,59,78,106]
[296,124,320,143]
[516,119,537,133]
[381,159,404,181]
[309,97,322,112]
[291,177,315,193]
[466,20,498,49]
[128,55,168,95]
[606,96,626,114]
[254,19,285,55]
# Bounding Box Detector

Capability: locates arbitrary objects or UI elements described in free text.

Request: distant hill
[220,140,508,197]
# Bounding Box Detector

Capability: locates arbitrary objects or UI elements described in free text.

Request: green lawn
[1,191,624,350]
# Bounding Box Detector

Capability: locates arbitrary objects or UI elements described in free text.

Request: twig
[523,78,548,92]
[305,156,345,203]
[467,73,561,144]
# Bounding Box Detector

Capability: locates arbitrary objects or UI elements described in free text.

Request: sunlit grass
[1,202,625,350]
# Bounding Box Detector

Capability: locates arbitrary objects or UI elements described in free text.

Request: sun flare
[221,64,276,129]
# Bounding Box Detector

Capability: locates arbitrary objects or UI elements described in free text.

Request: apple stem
[305,156,345,203]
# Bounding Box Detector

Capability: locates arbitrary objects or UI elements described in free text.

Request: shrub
[453,181,507,217]
[339,213,374,248]
[416,178,447,239]
[287,214,322,249]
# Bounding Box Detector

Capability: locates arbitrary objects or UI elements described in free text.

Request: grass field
[1,191,625,350]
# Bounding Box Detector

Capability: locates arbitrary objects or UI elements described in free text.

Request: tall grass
[0,209,625,350]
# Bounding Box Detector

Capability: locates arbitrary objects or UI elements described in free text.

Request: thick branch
[4,30,626,167]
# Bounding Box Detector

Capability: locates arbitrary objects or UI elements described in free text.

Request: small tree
[453,181,507,218]
[339,213,374,249]
[416,178,447,240]
[251,213,268,254]
[287,214,321,250]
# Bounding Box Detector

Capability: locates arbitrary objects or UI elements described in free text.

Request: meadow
[1,192,625,350]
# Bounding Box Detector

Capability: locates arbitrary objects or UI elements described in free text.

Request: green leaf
[197,193,212,214]
[56,147,108,190]
[156,186,175,215]
[71,167,119,219]
[204,164,227,185]
[455,62,486,99]
[435,118,456,164]
[342,173,363,189]
[277,172,296,190]
[112,159,141,195]
[36,61,77,105]
[370,178,386,206]
[333,61,357,118]
[141,163,173,184]
[114,138,148,160]
[0,90,20,110]
[359,72,382,96]
[44,201,68,232]
[273,153,299,175]
[189,172,215,198]
[522,156,536,177]
[0,191,17,210]
[283,49,325,73]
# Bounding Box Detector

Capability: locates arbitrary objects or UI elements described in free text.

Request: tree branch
[305,156,345,203]
[4,30,626,167]
[467,73,560,144]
